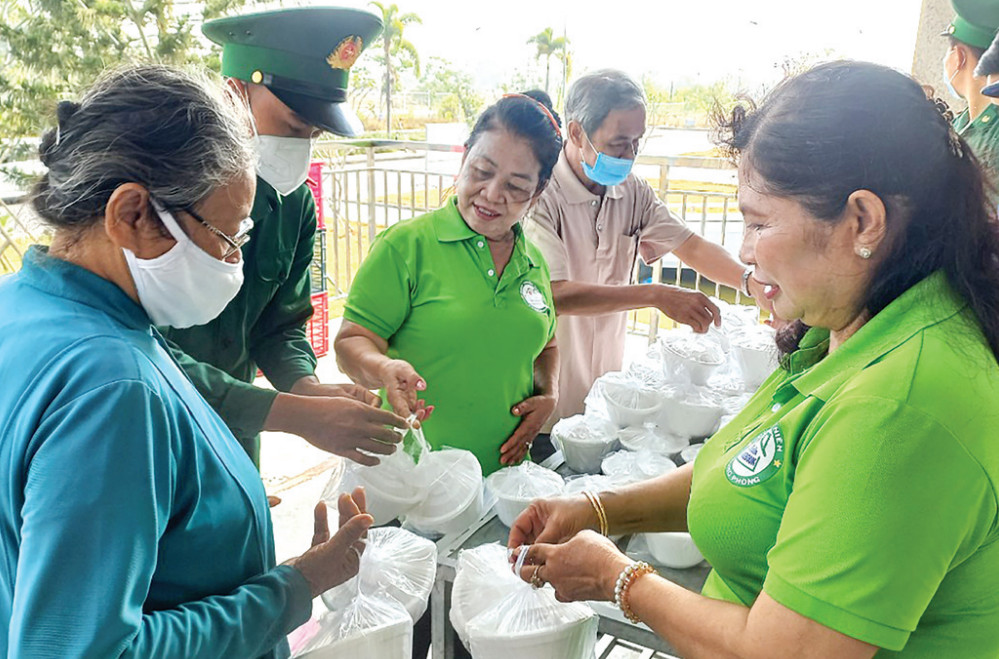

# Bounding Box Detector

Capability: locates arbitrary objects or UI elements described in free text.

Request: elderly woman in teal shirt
[0,65,370,658]
[507,62,999,658]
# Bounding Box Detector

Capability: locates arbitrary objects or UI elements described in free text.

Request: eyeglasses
[183,206,254,260]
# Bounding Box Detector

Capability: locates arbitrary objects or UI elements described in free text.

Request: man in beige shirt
[525,70,762,433]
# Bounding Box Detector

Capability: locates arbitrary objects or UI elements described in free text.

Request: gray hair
[565,69,646,136]
[32,63,255,229]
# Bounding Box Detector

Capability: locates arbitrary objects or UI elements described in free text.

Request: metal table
[430,452,710,658]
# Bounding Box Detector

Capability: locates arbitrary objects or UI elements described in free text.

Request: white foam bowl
[297,617,413,658]
[468,616,598,659]
[600,379,663,428]
[645,532,705,569]
[733,342,779,390]
[658,396,724,439]
[487,465,564,528]
[338,462,423,526]
[552,416,619,474]
[662,342,724,386]
[601,450,677,483]
[405,450,485,537]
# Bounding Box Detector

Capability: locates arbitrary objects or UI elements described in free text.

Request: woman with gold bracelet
[509,60,999,659]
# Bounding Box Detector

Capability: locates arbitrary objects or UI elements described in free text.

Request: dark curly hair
[715,60,999,361]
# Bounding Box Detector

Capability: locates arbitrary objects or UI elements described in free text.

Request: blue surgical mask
[943,51,963,100]
[581,134,634,186]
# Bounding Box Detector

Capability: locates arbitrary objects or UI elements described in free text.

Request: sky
[319,0,925,92]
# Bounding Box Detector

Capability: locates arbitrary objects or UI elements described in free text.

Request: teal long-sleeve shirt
[161,179,320,440]
[0,247,312,658]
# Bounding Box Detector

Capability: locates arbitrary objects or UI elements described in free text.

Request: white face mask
[255,135,312,196]
[123,203,245,328]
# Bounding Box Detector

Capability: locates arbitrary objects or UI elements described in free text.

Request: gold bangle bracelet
[583,490,609,536]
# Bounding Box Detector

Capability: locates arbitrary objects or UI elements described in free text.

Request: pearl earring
[857,246,872,259]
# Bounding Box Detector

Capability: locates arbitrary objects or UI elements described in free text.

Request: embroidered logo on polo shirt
[725,425,784,488]
[520,281,549,313]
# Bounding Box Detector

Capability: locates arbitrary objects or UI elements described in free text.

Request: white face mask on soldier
[255,135,312,196]
[123,202,245,328]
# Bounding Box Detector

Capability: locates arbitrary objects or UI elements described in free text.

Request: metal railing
[0,139,751,341]
[310,139,750,341]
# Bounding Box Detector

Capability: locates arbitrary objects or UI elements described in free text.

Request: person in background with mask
[164,7,413,473]
[523,70,763,449]
[940,0,999,189]
[0,63,372,658]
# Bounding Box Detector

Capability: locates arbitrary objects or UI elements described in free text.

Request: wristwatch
[740,266,755,298]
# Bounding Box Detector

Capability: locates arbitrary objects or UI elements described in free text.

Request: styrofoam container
[601,450,677,483]
[468,616,598,659]
[618,425,689,454]
[486,463,565,527]
[645,532,704,569]
[551,415,619,474]
[658,395,724,439]
[297,615,412,658]
[338,455,424,526]
[600,376,663,428]
[404,449,485,537]
[733,342,779,390]
[661,338,725,386]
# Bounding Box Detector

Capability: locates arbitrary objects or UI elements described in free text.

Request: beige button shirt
[525,151,693,429]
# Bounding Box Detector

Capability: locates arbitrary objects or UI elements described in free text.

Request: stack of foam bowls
[404,448,485,538]
[658,387,724,440]
[551,414,619,474]
[601,449,678,484]
[321,526,437,624]
[333,447,427,526]
[596,372,663,428]
[486,462,565,527]
[660,331,726,386]
[297,594,412,658]
[730,326,779,390]
[645,531,705,569]
[618,425,689,455]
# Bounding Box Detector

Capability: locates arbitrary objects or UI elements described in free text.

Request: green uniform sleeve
[763,395,995,651]
[165,338,278,439]
[250,192,319,392]
[343,233,412,340]
[13,380,311,658]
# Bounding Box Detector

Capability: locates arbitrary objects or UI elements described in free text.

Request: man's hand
[652,285,720,333]
[291,376,381,406]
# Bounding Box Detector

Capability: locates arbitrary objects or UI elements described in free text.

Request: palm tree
[370,2,421,137]
[527,27,567,95]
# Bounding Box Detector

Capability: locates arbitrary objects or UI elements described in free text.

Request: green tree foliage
[0,0,248,178]
[369,1,420,137]
[526,27,567,96]
[417,57,482,126]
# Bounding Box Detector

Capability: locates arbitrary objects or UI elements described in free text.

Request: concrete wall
[912,0,960,107]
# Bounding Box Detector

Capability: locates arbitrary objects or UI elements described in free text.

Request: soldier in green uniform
[942,0,999,189]
[163,7,409,469]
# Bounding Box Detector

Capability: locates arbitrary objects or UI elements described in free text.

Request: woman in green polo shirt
[506,61,999,658]
[334,94,563,476]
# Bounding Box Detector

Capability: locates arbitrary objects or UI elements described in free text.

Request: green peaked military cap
[202,7,382,136]
[942,0,999,49]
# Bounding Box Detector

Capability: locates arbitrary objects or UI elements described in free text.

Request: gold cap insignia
[327,36,363,71]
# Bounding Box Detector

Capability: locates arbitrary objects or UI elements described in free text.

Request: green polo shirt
[344,198,557,476]
[687,271,999,656]
[953,103,999,193]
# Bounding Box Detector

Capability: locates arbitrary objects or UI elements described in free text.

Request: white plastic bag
[486,462,564,527]
[590,371,663,428]
[617,424,689,455]
[601,449,678,483]
[320,526,437,624]
[294,593,412,658]
[451,544,598,659]
[322,423,433,526]
[404,448,485,538]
